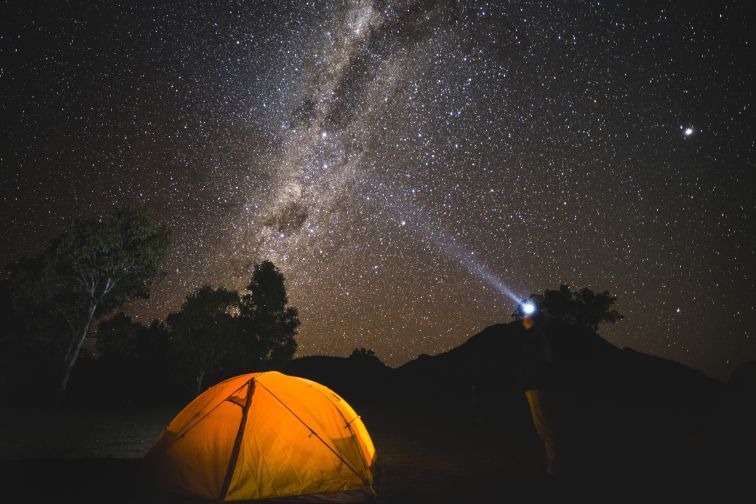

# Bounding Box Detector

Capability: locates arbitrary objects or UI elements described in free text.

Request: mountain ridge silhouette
[281,321,725,411]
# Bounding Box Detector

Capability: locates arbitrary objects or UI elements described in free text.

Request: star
[1,1,752,380]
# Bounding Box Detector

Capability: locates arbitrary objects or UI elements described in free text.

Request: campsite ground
[0,401,752,502]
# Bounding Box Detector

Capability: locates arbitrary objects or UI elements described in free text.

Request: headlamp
[521,301,536,316]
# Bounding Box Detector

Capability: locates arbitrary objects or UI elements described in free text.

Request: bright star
[522,301,536,316]
[682,126,694,137]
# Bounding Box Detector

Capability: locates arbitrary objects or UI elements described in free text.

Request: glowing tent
[145,371,376,502]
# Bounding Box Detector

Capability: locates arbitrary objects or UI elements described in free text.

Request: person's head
[519,299,550,330]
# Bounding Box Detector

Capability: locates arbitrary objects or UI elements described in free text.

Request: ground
[0,401,751,502]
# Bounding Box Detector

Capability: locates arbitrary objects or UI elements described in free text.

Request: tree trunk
[195,370,206,396]
[56,303,96,405]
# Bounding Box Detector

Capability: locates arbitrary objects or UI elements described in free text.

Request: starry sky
[2,1,754,379]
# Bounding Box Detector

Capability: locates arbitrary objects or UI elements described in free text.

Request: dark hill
[278,355,391,406]
[392,321,724,411]
[282,321,725,413]
[610,346,724,410]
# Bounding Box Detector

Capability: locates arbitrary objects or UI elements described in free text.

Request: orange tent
[145,371,376,502]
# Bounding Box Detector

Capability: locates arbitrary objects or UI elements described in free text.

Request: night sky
[2,1,754,379]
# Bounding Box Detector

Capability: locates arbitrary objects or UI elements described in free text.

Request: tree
[350,348,377,359]
[7,206,170,403]
[514,284,623,331]
[349,348,384,366]
[96,312,141,361]
[168,286,240,395]
[96,313,171,404]
[237,261,300,368]
[0,278,62,400]
[4,257,72,363]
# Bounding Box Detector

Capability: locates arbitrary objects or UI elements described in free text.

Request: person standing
[519,306,560,477]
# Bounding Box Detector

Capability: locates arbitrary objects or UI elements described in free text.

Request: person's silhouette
[519,306,560,477]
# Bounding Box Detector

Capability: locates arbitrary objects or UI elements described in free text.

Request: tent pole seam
[160,380,249,453]
[218,378,256,502]
[322,397,372,477]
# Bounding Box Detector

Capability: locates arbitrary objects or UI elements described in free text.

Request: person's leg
[525,389,559,476]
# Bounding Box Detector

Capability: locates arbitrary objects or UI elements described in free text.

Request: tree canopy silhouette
[514,284,623,331]
[237,261,300,368]
[6,206,170,403]
[97,312,170,368]
[95,313,171,404]
[349,348,384,367]
[97,312,141,360]
[94,260,299,397]
[168,286,240,395]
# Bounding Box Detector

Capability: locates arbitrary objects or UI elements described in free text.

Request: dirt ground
[0,402,751,502]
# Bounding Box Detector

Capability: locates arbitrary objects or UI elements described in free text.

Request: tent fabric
[145,371,376,502]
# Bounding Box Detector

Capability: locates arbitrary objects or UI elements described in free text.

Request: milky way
[2,1,755,378]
